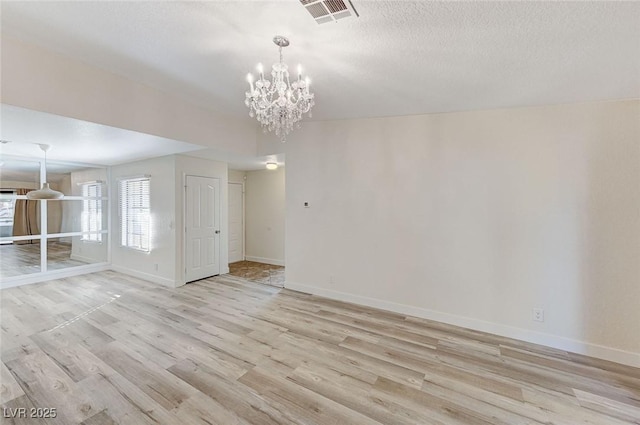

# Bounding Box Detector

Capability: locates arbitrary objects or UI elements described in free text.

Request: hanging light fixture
[26,144,64,200]
[245,35,315,143]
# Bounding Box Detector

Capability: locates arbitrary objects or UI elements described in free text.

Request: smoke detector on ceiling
[300,0,359,24]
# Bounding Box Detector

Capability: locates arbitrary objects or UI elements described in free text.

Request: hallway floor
[228,260,284,288]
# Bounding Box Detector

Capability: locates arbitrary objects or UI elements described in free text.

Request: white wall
[284,100,640,367]
[1,36,257,156]
[111,155,177,287]
[175,155,229,282]
[245,168,285,266]
[110,155,229,287]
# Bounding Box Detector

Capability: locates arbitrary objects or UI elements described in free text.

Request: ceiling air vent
[300,0,359,24]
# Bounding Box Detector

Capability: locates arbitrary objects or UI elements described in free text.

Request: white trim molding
[110,265,178,288]
[70,254,103,263]
[1,263,110,289]
[245,256,285,266]
[284,281,640,369]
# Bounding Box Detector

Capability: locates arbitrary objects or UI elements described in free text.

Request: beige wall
[245,168,285,266]
[0,181,40,190]
[284,100,640,366]
[0,179,65,237]
[1,36,257,156]
[228,169,246,184]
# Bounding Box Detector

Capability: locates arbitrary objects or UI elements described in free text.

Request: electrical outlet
[532,308,544,322]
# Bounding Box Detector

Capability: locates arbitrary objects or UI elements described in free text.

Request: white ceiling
[0,105,282,170]
[0,104,204,165]
[2,1,638,122]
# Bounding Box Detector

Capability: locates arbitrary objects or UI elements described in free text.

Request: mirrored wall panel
[0,238,41,278]
[47,235,108,272]
[54,200,108,234]
[0,156,109,283]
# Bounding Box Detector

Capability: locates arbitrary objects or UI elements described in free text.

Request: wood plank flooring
[1,271,638,424]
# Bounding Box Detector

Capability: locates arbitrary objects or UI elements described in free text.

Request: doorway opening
[228,181,244,263]
[228,260,284,288]
[0,190,16,243]
[228,165,285,288]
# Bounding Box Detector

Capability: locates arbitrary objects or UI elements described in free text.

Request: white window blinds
[81,183,102,242]
[119,177,150,251]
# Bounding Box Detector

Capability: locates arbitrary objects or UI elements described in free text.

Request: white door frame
[183,174,221,283]
[228,181,245,263]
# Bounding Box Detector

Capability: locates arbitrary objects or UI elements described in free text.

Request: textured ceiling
[2,1,639,122]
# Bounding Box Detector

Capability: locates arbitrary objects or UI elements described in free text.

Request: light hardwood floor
[1,271,638,424]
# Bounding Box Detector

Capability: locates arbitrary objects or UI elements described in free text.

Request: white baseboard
[70,254,97,263]
[245,256,285,266]
[110,265,177,288]
[285,281,640,369]
[1,263,110,289]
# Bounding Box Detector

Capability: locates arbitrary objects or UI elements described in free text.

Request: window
[81,183,102,242]
[119,177,150,251]
[0,190,16,243]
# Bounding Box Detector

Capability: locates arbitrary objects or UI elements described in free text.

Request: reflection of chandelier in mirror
[26,144,64,200]
[245,36,315,143]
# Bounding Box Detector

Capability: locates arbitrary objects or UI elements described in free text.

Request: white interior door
[228,182,244,263]
[185,175,220,282]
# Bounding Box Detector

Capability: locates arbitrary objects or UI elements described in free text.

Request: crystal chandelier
[245,36,315,142]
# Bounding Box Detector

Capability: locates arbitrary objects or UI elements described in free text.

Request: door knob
[215,230,220,234]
